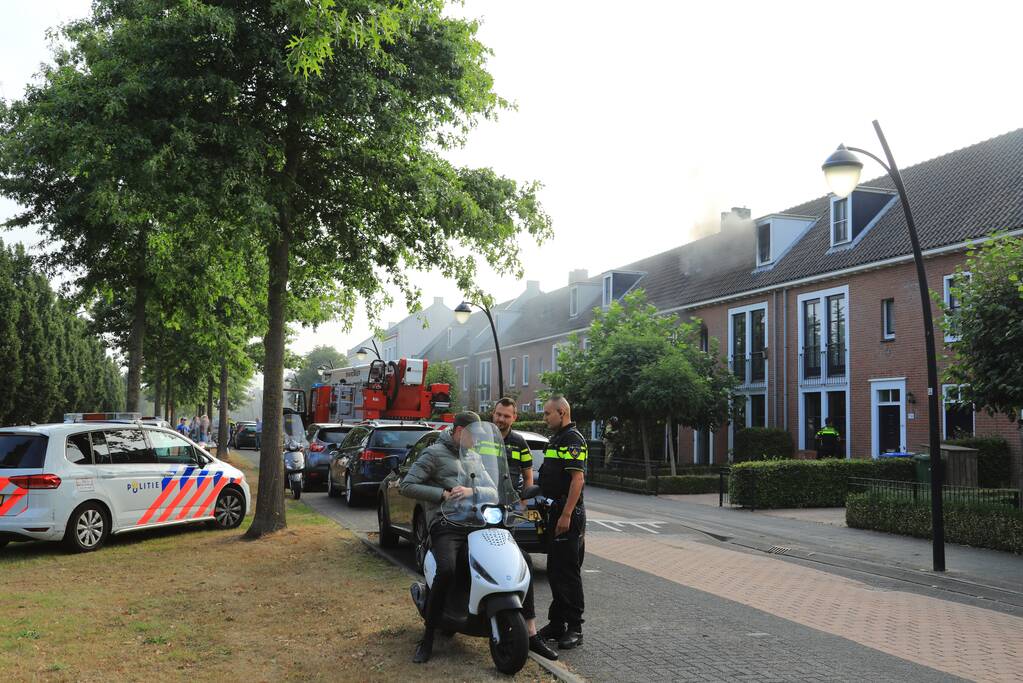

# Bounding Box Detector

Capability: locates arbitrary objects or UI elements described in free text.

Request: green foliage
[946,436,1013,488]
[732,428,795,462]
[942,234,1023,423]
[649,475,719,495]
[728,458,916,509]
[0,241,124,425]
[290,346,348,392]
[846,493,1023,554]
[424,359,459,410]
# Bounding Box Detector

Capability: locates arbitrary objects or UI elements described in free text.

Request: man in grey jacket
[400,411,482,663]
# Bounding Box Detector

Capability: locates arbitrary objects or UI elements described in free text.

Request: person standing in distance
[537,395,586,649]
[491,397,558,661]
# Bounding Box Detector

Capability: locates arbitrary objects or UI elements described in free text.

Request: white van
[0,422,250,552]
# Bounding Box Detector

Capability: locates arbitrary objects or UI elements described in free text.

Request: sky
[3,0,1022,358]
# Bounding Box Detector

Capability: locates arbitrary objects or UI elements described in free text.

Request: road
[237,450,1022,682]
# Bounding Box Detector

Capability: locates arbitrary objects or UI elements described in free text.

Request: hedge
[846,493,1023,554]
[728,458,916,509]
[732,427,794,462]
[946,436,1013,488]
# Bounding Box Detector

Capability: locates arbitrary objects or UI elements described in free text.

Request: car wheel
[327,469,340,498]
[413,511,428,575]
[211,488,245,529]
[378,498,399,548]
[63,502,110,553]
[0,540,9,550]
[344,473,359,507]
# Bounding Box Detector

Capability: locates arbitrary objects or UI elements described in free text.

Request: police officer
[491,397,558,660]
[537,395,586,650]
[815,417,841,459]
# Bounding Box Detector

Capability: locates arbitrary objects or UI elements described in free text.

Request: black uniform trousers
[546,505,586,631]
[426,522,535,628]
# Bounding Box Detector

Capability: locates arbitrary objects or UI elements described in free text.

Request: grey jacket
[399,430,497,529]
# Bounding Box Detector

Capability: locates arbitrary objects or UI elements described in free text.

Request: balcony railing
[799,346,846,385]
[729,352,767,388]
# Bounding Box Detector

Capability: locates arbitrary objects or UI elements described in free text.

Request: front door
[878,406,901,454]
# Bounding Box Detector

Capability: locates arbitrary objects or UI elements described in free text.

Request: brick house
[415,129,1021,478]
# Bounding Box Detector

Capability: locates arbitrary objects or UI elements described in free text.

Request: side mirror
[521,484,541,499]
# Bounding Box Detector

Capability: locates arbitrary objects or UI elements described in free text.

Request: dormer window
[570,286,579,317]
[756,222,771,265]
[832,197,850,245]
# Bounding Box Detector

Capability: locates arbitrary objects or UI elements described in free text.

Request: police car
[0,419,250,553]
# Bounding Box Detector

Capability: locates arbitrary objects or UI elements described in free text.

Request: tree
[545,290,736,476]
[425,360,459,413]
[291,345,348,392]
[942,233,1023,485]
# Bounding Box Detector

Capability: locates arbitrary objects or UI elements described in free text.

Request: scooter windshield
[439,421,519,527]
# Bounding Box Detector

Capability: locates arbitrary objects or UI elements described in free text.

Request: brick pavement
[587,534,1022,683]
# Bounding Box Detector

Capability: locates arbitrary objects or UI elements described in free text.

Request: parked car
[377,429,575,573]
[0,422,250,553]
[327,423,432,506]
[303,423,352,491]
[232,422,258,449]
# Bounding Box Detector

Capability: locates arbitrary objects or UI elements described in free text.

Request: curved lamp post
[355,339,383,363]
[822,119,945,572]
[455,301,504,400]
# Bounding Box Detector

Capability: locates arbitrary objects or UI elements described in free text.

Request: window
[552,344,560,372]
[826,294,846,376]
[942,384,974,439]
[462,365,468,391]
[728,304,766,386]
[832,197,850,244]
[522,355,529,386]
[150,430,199,465]
[509,357,518,387]
[757,223,771,264]
[731,312,746,379]
[882,298,895,339]
[342,427,370,449]
[569,287,579,317]
[65,433,93,465]
[0,434,48,469]
[943,273,970,342]
[521,403,531,414]
[803,392,821,449]
[602,274,612,308]
[750,394,766,428]
[799,286,848,384]
[535,399,543,413]
[102,429,156,464]
[699,324,709,353]
[803,300,821,378]
[479,358,492,402]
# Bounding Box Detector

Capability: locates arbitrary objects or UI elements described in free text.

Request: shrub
[513,420,549,436]
[649,475,720,495]
[732,428,794,462]
[846,493,1023,554]
[728,458,915,509]
[946,436,1013,488]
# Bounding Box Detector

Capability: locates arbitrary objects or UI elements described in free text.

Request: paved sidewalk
[586,534,1022,683]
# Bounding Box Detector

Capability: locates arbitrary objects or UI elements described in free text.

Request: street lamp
[822,119,946,572]
[355,340,383,363]
[455,300,504,399]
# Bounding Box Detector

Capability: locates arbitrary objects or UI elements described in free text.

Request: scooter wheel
[489,610,528,675]
[292,480,302,500]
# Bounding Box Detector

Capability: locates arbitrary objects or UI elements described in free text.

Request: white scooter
[409,423,533,675]
[283,439,305,500]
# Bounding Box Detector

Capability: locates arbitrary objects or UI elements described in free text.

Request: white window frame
[943,272,970,342]
[521,403,531,414]
[602,274,613,308]
[798,387,851,458]
[692,429,716,465]
[552,343,561,372]
[478,358,492,402]
[756,221,772,266]
[830,195,851,246]
[462,364,468,392]
[509,357,517,387]
[882,298,895,340]
[522,355,529,386]
[870,377,906,458]
[941,383,975,440]
[534,399,543,413]
[726,302,768,387]
[796,284,850,386]
[569,286,579,317]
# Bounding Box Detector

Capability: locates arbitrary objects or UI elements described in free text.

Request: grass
[0,452,555,682]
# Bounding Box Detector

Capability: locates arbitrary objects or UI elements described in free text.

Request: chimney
[525,280,540,294]
[720,206,753,233]
[568,269,589,285]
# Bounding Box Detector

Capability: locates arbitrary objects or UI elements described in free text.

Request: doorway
[870,379,906,457]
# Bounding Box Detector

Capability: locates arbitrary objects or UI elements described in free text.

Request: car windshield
[0,434,48,468]
[320,428,350,444]
[369,428,428,450]
[439,422,518,527]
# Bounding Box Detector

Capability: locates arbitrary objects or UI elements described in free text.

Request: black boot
[558,630,583,650]
[529,635,559,660]
[413,628,434,663]
[537,622,565,642]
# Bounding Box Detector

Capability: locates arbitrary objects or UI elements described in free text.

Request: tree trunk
[206,377,214,422]
[153,363,163,419]
[640,419,652,479]
[217,358,230,459]
[245,230,290,538]
[125,230,148,413]
[666,417,677,476]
